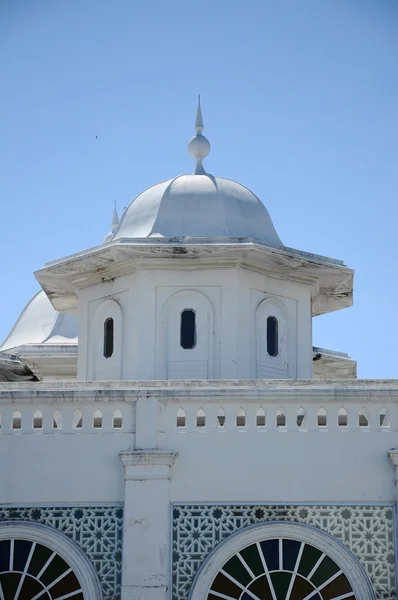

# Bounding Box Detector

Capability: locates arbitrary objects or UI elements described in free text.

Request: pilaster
[120,449,177,600]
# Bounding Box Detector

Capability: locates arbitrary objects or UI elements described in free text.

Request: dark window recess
[104,318,114,358]
[267,316,278,357]
[180,310,196,349]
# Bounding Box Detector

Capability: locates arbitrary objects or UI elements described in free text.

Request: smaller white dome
[113,174,283,245]
[1,291,78,352]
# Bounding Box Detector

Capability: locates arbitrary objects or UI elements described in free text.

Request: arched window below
[180,309,196,349]
[103,318,114,358]
[267,316,278,357]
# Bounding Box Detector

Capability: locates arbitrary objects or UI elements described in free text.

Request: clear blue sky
[1,0,397,378]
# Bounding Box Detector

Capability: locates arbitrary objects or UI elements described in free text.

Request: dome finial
[112,200,119,233]
[195,94,204,133]
[188,95,210,175]
[103,201,120,243]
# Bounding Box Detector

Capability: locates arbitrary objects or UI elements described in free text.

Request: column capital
[120,449,178,481]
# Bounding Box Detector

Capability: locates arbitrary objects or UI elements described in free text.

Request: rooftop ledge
[35,237,353,316]
[0,379,398,403]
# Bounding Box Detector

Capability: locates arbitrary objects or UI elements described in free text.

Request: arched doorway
[189,522,375,600]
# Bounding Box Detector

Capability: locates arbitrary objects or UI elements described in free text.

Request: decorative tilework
[0,505,123,600]
[172,504,396,600]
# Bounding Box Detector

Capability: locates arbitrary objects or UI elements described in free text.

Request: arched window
[0,522,102,600]
[236,409,246,428]
[217,408,226,428]
[53,410,62,430]
[338,407,348,427]
[297,407,306,427]
[12,411,22,430]
[317,407,327,427]
[358,408,369,427]
[103,317,114,358]
[276,409,286,427]
[112,409,123,429]
[256,408,266,427]
[267,316,278,357]
[33,411,43,430]
[196,408,206,428]
[380,407,390,427]
[176,408,186,428]
[180,309,196,349]
[93,410,103,429]
[73,409,83,429]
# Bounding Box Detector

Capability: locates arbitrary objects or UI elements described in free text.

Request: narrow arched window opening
[359,410,368,427]
[380,407,390,427]
[236,409,246,428]
[180,309,196,349]
[73,410,83,430]
[297,408,306,428]
[93,410,103,429]
[276,409,286,427]
[338,408,348,427]
[103,317,114,358]
[256,408,266,427]
[267,316,278,357]
[196,408,206,428]
[217,408,226,428]
[113,409,123,429]
[33,411,43,430]
[53,410,62,430]
[12,411,22,430]
[317,408,327,427]
[176,408,186,428]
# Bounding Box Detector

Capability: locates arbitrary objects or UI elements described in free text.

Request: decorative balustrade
[0,405,133,434]
[170,404,393,433]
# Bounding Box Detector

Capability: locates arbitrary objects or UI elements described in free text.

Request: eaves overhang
[34,237,353,317]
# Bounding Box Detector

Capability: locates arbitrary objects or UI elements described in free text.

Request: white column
[120,450,177,600]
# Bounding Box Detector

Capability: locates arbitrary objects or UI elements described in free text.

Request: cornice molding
[120,449,178,467]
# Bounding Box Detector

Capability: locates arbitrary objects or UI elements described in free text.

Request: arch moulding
[0,521,103,599]
[188,521,375,600]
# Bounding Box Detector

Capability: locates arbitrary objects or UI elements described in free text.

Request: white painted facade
[0,102,394,600]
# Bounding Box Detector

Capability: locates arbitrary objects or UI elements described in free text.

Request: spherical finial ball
[188,133,210,162]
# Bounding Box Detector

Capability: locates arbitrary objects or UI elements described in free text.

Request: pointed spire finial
[195,95,204,134]
[188,95,210,175]
[112,201,119,233]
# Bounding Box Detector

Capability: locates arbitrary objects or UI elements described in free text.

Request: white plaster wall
[77,267,312,381]
[0,401,134,504]
[2,434,128,504]
[159,400,397,504]
[0,388,396,506]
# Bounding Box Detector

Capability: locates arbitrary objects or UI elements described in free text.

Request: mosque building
[0,100,396,600]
